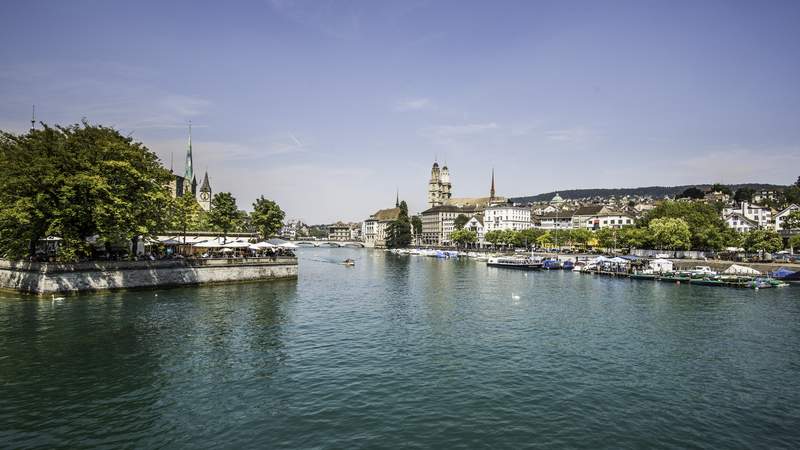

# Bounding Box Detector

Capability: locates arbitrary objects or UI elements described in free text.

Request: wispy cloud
[393,97,432,112]
[421,122,499,138]
[545,126,596,143]
[268,0,363,40]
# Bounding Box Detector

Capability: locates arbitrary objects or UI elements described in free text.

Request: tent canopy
[771,267,796,278]
[723,264,761,275]
[649,259,673,272]
[223,241,251,248]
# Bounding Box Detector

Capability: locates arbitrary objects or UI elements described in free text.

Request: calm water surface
[1,248,799,449]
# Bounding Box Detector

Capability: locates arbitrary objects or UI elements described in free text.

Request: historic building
[169,124,213,211]
[421,167,508,246]
[484,204,532,232]
[427,161,452,208]
[363,207,402,248]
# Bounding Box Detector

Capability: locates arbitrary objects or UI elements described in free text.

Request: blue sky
[2,0,799,223]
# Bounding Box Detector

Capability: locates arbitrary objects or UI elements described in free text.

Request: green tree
[169,195,205,244]
[450,229,477,248]
[208,192,241,241]
[411,215,422,240]
[640,201,730,250]
[709,183,732,195]
[386,201,412,248]
[0,122,173,260]
[453,214,469,230]
[617,226,650,249]
[500,229,520,247]
[595,228,617,251]
[518,228,545,248]
[484,230,501,248]
[742,229,782,254]
[677,187,705,200]
[789,234,800,252]
[569,229,592,247]
[734,188,754,203]
[536,232,552,248]
[549,229,571,248]
[250,196,285,240]
[648,218,691,250]
[781,210,800,231]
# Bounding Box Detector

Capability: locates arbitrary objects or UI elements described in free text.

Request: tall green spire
[184,121,194,182]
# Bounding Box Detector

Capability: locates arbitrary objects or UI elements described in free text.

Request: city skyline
[2,0,800,223]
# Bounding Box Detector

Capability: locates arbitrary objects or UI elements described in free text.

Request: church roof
[550,193,564,203]
[371,207,401,222]
[444,196,507,208]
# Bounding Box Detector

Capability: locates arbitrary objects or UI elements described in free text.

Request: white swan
[51,294,65,303]
[511,293,521,300]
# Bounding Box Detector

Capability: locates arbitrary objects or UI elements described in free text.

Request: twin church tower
[426,160,500,209]
[171,123,213,211]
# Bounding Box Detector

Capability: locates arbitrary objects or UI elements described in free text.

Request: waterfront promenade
[0,256,298,295]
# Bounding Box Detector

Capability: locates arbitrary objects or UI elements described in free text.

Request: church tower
[490,168,496,200]
[440,163,452,202]
[184,122,195,196]
[427,161,442,208]
[198,171,212,211]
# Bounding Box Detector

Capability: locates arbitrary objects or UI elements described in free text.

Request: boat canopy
[771,267,796,278]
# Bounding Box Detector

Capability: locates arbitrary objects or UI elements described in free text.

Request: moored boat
[487,257,542,270]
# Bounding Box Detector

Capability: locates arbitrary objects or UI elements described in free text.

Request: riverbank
[0,257,298,295]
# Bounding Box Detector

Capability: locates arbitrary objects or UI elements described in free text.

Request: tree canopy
[251,196,285,240]
[640,201,733,250]
[208,192,241,239]
[0,122,173,260]
[648,218,691,250]
[734,188,754,203]
[677,187,705,199]
[169,194,205,243]
[453,214,470,230]
[781,210,800,231]
[742,229,782,254]
[386,201,412,248]
[450,229,477,248]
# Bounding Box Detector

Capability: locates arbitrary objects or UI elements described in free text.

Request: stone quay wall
[0,257,298,295]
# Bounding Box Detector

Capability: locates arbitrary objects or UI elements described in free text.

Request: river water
[1,248,799,449]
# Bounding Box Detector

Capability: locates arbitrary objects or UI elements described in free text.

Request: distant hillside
[510,183,786,203]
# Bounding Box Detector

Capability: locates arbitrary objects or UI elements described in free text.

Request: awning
[723,264,761,275]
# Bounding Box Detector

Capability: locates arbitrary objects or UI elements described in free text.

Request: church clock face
[200,192,209,201]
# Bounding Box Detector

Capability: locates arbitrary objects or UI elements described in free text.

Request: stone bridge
[293,240,365,248]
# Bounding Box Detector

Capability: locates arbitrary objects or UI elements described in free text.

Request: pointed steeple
[200,171,211,193]
[395,188,399,207]
[184,121,194,182]
[490,168,496,199]
[30,105,36,131]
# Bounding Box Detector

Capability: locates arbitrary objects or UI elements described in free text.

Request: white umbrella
[221,247,234,253]
[223,241,251,248]
[193,239,225,248]
[279,242,299,249]
[252,241,276,249]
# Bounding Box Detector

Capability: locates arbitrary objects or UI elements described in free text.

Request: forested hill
[510,183,786,203]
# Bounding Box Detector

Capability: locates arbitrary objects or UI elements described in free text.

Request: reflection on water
[1,248,799,449]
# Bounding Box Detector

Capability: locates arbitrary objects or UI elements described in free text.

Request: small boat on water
[487,257,542,270]
[562,260,574,271]
[542,259,562,270]
[343,259,355,266]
